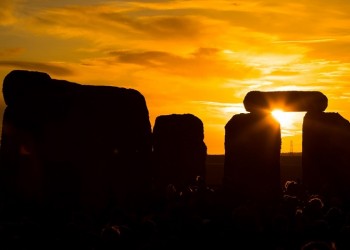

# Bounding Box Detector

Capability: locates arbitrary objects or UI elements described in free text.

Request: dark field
[205,153,302,188]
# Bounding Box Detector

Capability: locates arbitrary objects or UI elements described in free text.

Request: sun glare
[271,109,294,128]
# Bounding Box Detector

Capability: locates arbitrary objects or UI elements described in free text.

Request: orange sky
[1,0,350,154]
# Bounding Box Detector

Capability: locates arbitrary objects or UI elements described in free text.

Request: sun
[271,109,294,127]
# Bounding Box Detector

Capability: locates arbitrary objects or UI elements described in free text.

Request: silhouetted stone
[152,114,207,193]
[302,112,350,201]
[243,91,328,112]
[224,112,281,204]
[0,106,45,212]
[0,70,153,218]
[3,70,79,107]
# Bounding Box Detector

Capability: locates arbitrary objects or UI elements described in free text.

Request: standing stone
[224,112,281,204]
[303,112,350,202]
[243,91,328,112]
[0,70,153,218]
[152,114,207,193]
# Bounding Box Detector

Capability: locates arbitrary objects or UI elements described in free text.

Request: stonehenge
[224,112,281,204]
[225,90,350,204]
[0,70,153,217]
[303,112,350,199]
[152,113,207,193]
[0,69,208,219]
[2,70,350,216]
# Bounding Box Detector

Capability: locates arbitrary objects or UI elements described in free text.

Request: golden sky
[1,0,350,154]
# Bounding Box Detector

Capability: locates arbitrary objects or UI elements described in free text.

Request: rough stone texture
[224,112,281,204]
[0,70,153,217]
[243,91,328,112]
[302,112,350,201]
[152,113,207,193]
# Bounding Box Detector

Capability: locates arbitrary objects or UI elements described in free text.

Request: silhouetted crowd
[2,176,350,250]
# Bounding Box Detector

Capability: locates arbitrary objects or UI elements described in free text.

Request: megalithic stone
[302,112,350,201]
[66,84,153,212]
[3,69,52,106]
[243,91,328,112]
[2,70,80,130]
[0,69,153,217]
[3,69,79,108]
[152,113,207,192]
[0,106,44,208]
[224,112,281,204]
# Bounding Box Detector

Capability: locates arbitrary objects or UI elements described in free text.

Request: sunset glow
[272,109,294,128]
[1,0,350,154]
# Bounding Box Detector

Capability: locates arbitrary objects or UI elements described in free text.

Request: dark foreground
[0,164,348,250]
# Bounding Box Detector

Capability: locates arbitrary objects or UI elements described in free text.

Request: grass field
[205,153,302,188]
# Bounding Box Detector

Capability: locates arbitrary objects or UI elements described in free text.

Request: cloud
[14,0,337,69]
[304,39,350,62]
[101,13,204,39]
[11,1,350,49]
[152,1,350,42]
[273,38,336,44]
[0,47,25,57]
[0,0,19,25]
[25,0,117,8]
[109,50,177,66]
[194,100,247,115]
[268,70,301,76]
[23,4,209,46]
[0,61,74,76]
[108,48,261,79]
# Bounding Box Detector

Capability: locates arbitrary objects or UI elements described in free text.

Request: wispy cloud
[19,2,212,48]
[194,100,247,115]
[304,38,350,61]
[273,38,336,44]
[107,48,261,78]
[0,61,74,76]
[100,13,205,39]
[0,47,25,57]
[0,0,19,25]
